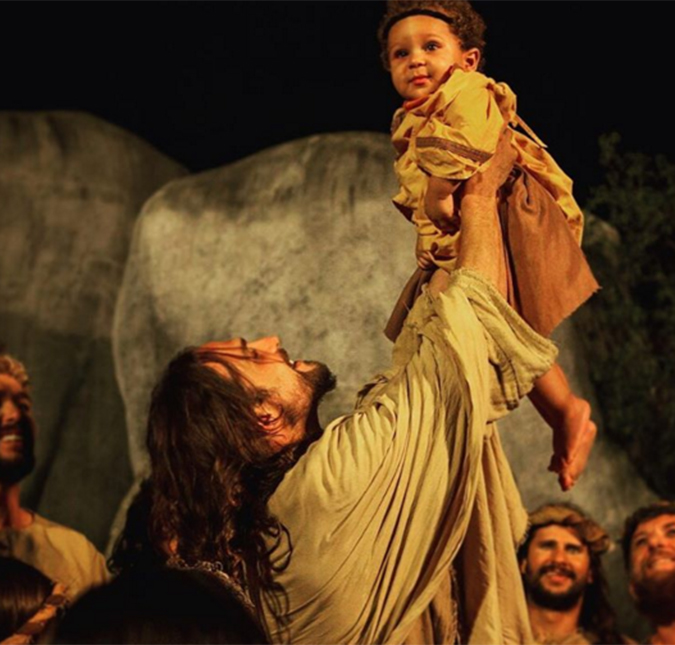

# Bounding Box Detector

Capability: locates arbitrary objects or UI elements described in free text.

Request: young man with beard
[518,503,626,645]
[0,352,109,601]
[146,132,560,644]
[623,502,675,645]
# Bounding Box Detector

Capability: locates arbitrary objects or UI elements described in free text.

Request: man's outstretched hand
[464,128,517,199]
[456,128,516,294]
[429,128,516,296]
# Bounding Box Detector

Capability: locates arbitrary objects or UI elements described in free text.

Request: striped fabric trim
[417,137,493,164]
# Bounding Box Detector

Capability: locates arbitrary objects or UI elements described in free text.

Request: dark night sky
[4,1,673,205]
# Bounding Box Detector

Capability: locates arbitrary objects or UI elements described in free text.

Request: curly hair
[108,479,166,575]
[0,353,29,388]
[146,347,316,633]
[518,503,625,645]
[377,0,486,71]
[621,501,675,570]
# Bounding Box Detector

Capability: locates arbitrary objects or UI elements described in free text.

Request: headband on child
[381,9,457,40]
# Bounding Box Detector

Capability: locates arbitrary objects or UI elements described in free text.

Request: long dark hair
[146,347,310,630]
[108,478,166,575]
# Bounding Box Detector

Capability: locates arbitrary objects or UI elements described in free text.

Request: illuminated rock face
[113,130,651,634]
[0,112,187,548]
[114,132,417,477]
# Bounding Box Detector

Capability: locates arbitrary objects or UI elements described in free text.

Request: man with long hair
[518,503,627,644]
[0,352,109,601]
[146,133,559,644]
[622,501,675,645]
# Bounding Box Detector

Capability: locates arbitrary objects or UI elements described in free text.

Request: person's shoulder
[442,69,489,93]
[431,69,495,117]
[31,513,100,553]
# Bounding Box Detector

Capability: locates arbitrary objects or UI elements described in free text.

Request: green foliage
[576,133,675,496]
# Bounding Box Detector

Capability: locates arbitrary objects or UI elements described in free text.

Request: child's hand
[416,249,437,270]
[425,177,461,234]
[416,240,439,270]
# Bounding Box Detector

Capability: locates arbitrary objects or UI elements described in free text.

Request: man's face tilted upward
[0,373,36,485]
[199,336,336,450]
[521,524,593,611]
[629,513,675,618]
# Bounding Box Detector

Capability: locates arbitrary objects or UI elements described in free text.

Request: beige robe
[0,513,110,601]
[266,269,557,644]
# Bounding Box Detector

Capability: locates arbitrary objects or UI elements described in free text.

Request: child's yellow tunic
[387,68,598,340]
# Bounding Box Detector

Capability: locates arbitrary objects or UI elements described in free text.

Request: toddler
[379,0,599,491]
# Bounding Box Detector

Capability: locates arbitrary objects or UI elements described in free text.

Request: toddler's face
[387,15,479,102]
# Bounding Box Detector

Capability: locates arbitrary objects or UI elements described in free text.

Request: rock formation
[0,111,187,548]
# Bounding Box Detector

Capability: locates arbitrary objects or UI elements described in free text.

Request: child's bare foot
[556,420,597,491]
[547,396,597,491]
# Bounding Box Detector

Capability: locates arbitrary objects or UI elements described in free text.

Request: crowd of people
[2,347,674,644]
[2,1,672,644]
[2,137,674,643]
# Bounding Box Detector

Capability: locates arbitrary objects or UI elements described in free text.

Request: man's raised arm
[429,129,516,297]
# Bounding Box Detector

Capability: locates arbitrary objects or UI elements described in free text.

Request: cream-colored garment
[0,513,110,601]
[402,570,457,645]
[266,269,557,644]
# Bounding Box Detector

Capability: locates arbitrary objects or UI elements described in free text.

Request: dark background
[3,1,673,205]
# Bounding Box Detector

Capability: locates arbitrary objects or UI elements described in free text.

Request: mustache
[536,563,576,581]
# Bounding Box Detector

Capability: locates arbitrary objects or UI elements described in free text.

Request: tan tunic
[266,269,557,644]
[0,513,110,601]
[387,69,599,342]
[391,68,585,260]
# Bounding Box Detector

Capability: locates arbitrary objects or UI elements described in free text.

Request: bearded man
[0,352,109,600]
[145,133,558,644]
[622,501,675,645]
[518,503,626,645]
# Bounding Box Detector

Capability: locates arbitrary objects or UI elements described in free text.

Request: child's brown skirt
[385,167,600,342]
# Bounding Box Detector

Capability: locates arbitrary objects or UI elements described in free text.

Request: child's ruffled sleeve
[413,71,508,181]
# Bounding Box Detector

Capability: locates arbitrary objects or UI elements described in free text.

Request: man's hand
[464,128,517,199]
[456,127,516,295]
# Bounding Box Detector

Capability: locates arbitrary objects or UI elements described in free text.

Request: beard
[0,417,36,485]
[523,563,589,611]
[632,568,675,624]
[280,362,337,445]
[300,361,337,406]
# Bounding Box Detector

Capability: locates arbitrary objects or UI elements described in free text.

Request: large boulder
[0,111,187,549]
[114,131,417,477]
[113,131,653,636]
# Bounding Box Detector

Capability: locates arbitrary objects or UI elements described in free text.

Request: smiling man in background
[623,502,675,645]
[0,351,109,600]
[518,503,626,644]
